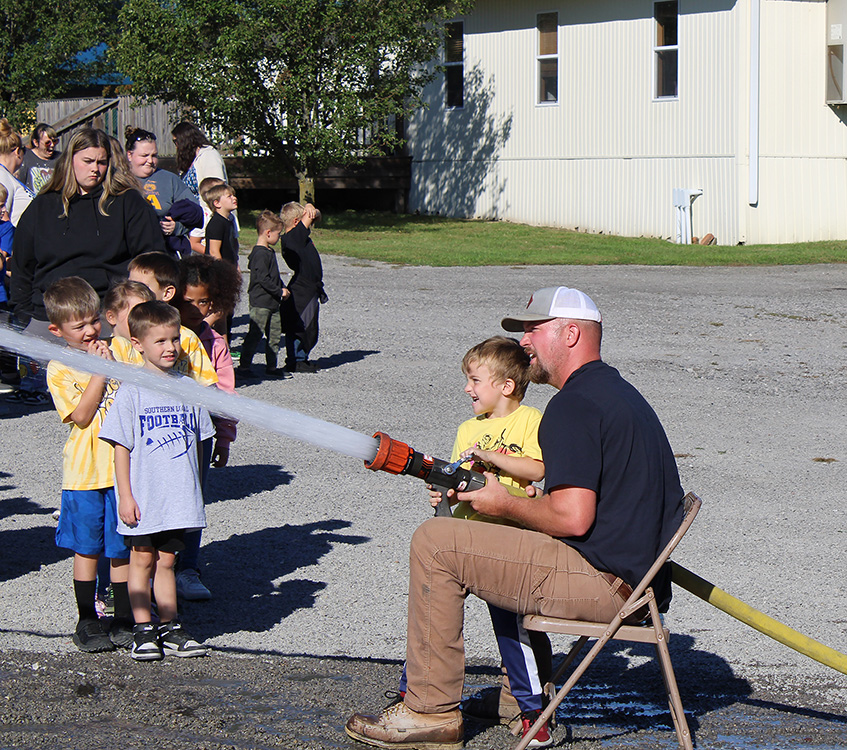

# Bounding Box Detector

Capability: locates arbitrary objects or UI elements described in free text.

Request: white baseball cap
[501,287,602,332]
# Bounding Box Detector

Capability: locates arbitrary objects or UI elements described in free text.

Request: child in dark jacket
[236,210,291,379]
[279,201,325,373]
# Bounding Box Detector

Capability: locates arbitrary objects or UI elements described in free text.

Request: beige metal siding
[409,0,743,242]
[749,0,847,242]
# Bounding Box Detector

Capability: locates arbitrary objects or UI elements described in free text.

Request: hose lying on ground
[671,562,847,676]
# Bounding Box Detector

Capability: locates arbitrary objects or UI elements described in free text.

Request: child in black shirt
[203,182,239,267]
[237,210,291,379]
[279,201,326,373]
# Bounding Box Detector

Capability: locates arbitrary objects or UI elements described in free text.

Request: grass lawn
[238,210,847,266]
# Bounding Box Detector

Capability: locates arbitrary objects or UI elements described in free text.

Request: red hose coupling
[364,431,413,475]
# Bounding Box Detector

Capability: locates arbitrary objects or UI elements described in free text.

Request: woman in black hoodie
[10,128,165,326]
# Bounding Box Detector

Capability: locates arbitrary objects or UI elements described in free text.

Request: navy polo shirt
[539,360,684,609]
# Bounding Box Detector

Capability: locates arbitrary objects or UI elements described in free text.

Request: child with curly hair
[171,254,241,600]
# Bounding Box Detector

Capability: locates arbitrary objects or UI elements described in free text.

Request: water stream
[0,326,380,463]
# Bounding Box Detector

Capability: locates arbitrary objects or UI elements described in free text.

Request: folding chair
[516,491,701,750]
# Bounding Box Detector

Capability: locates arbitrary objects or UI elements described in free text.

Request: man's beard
[528,357,552,385]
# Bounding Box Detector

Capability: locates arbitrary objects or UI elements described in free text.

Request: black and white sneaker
[158,621,209,658]
[131,622,163,661]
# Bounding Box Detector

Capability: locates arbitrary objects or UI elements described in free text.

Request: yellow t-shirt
[109,326,218,386]
[451,403,543,525]
[46,361,121,490]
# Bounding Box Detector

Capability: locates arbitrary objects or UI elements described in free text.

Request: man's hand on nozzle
[457,471,513,518]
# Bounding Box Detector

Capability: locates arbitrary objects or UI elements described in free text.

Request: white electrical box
[828,0,847,103]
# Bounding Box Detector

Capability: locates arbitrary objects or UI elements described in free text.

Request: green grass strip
[237,210,847,266]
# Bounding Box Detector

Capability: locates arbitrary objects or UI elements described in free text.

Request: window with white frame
[445,21,464,108]
[654,0,678,99]
[537,12,558,103]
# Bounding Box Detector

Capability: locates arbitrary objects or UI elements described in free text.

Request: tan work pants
[404,517,625,714]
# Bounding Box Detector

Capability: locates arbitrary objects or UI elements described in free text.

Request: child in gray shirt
[100,301,215,661]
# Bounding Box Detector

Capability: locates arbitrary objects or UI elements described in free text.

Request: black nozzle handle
[431,487,453,517]
[429,468,487,518]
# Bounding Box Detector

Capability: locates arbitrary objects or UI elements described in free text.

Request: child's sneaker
[131,622,163,661]
[158,621,209,658]
[109,619,135,649]
[176,569,211,601]
[73,618,115,653]
[519,710,553,749]
[102,585,115,617]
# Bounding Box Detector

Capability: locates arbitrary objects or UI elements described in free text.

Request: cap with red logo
[501,287,602,332]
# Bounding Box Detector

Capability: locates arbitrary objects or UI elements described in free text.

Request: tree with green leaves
[0,0,118,127]
[112,0,471,200]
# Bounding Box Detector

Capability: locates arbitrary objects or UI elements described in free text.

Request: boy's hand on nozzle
[461,446,490,465]
[119,495,141,527]
[427,485,456,509]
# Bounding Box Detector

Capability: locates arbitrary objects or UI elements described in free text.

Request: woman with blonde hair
[0,118,33,225]
[10,127,164,326]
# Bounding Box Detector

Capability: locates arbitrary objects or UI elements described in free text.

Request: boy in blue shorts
[100,301,215,660]
[44,277,133,652]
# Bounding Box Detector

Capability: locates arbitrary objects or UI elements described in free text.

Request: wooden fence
[36,97,181,155]
[34,97,411,205]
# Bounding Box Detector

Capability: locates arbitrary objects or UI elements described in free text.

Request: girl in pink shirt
[176,255,241,466]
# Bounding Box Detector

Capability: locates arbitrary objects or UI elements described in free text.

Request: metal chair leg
[649,599,693,750]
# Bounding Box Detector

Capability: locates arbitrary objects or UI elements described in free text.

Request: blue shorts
[55,488,129,560]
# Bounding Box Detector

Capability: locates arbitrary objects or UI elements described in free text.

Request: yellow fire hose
[671,562,847,675]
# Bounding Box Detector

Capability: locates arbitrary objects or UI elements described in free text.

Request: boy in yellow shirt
[44,277,132,652]
[422,336,554,746]
[108,252,218,388]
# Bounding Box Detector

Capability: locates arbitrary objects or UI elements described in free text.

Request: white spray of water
[0,326,380,462]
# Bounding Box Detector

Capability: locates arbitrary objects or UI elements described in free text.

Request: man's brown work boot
[461,685,520,728]
[345,701,463,749]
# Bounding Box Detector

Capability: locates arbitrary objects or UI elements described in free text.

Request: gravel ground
[1,257,847,748]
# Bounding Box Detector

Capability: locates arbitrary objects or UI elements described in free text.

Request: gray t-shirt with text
[99,381,215,536]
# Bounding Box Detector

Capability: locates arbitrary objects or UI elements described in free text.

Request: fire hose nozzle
[364,432,413,475]
[364,431,487,518]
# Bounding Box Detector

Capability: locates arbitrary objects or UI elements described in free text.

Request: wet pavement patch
[0,649,845,749]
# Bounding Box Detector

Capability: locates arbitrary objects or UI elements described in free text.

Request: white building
[406,0,847,245]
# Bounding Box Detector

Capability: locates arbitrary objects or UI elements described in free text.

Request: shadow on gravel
[459,634,752,747]
[0,495,55,517]
[0,399,54,418]
[311,349,380,371]
[0,470,56,519]
[203,463,294,505]
[184,520,369,640]
[740,696,847,726]
[0,525,70,582]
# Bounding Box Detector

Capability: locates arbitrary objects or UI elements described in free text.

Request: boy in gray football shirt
[100,301,215,661]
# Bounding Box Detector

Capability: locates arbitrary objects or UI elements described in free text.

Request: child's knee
[156,551,177,572]
[131,548,156,569]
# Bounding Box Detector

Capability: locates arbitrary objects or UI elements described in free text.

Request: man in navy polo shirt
[346,287,684,750]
